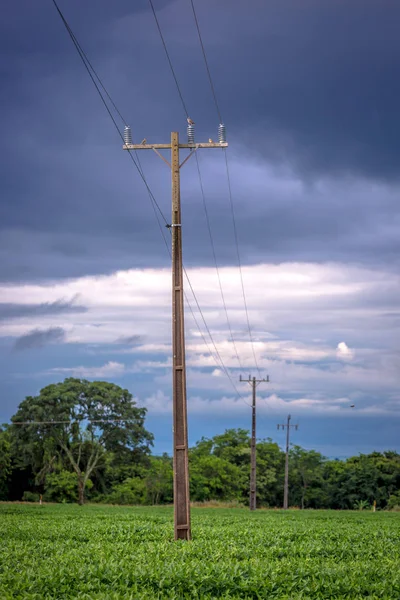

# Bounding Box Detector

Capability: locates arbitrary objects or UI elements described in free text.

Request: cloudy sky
[1,0,399,456]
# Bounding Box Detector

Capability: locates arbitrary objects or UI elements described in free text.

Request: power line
[224,150,261,376]
[189,0,222,123]
[148,195,247,405]
[183,264,250,406]
[10,419,131,426]
[148,0,249,385]
[51,0,248,408]
[188,0,262,377]
[146,191,246,402]
[51,0,127,126]
[194,152,243,370]
[148,0,189,118]
[52,0,168,235]
[51,0,168,226]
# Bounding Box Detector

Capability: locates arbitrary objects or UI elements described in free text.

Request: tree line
[1,378,399,510]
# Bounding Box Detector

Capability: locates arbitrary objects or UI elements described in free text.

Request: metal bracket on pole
[179,145,200,169]
[152,148,171,168]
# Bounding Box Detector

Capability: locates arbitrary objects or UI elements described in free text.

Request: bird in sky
[350,404,355,408]
[141,138,147,145]
[208,138,214,143]
[187,117,195,125]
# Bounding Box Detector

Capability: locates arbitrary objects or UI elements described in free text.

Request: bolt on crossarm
[123,122,227,540]
[240,374,269,511]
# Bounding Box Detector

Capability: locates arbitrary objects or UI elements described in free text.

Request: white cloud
[48,361,126,378]
[336,342,355,360]
[212,369,223,377]
[139,390,390,418]
[142,390,171,414]
[1,261,400,414]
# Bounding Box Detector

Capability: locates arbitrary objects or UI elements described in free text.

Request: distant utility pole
[124,123,227,541]
[240,375,269,511]
[277,414,298,509]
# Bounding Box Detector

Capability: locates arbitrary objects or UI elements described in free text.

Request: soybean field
[0,504,399,599]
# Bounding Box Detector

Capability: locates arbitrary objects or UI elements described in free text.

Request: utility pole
[123,123,227,540]
[277,414,298,509]
[240,375,269,511]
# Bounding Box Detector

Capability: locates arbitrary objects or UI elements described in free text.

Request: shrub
[22,491,40,502]
[387,491,400,511]
[44,470,93,503]
[107,477,147,505]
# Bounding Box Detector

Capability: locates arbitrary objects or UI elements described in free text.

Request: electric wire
[194,152,243,370]
[52,3,127,126]
[188,0,262,377]
[51,0,248,405]
[52,0,247,408]
[51,0,164,235]
[148,0,189,118]
[142,176,242,396]
[189,0,222,123]
[51,0,168,226]
[224,150,261,377]
[11,419,132,426]
[149,0,247,378]
[182,263,250,405]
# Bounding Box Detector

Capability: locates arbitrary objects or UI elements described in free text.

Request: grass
[0,504,399,599]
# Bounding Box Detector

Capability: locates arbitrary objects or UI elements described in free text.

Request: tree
[387,491,400,510]
[107,477,147,505]
[290,446,325,509]
[145,455,173,505]
[322,459,347,509]
[44,469,88,503]
[328,453,396,509]
[256,439,285,507]
[11,378,153,505]
[189,430,250,502]
[190,454,245,501]
[0,427,11,500]
[211,429,251,469]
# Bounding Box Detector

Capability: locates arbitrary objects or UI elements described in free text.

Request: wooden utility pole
[124,126,227,540]
[240,375,269,510]
[277,414,298,509]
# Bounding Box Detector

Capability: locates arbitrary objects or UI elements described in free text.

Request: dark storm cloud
[14,327,66,351]
[1,0,400,283]
[0,297,87,321]
[186,0,400,180]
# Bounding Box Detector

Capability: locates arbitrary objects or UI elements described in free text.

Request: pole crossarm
[239,375,269,386]
[123,142,228,150]
[124,141,227,170]
[277,418,298,431]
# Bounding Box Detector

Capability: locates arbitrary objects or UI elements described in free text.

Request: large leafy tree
[11,378,153,504]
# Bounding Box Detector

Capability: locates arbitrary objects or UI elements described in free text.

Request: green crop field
[0,504,399,599]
